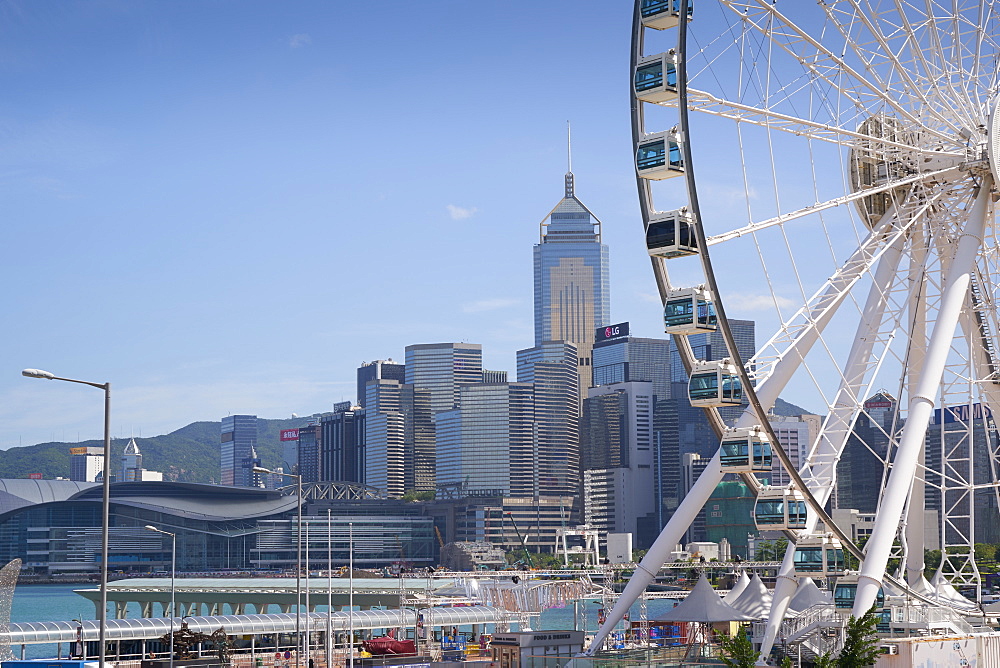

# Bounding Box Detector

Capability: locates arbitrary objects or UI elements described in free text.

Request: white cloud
[701,181,758,204]
[462,298,519,313]
[289,34,312,48]
[446,204,477,220]
[725,292,795,313]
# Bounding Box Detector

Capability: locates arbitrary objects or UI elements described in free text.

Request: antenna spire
[565,121,575,198]
[567,120,572,173]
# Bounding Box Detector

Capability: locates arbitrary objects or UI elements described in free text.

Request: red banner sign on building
[28,473,43,480]
[280,429,300,441]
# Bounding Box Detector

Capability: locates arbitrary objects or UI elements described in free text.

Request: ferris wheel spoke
[820,0,967,134]
[970,1,1000,98]
[749,209,919,386]
[800,242,910,497]
[720,0,954,143]
[706,166,958,246]
[676,88,963,157]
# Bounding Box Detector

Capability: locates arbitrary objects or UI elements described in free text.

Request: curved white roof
[3,607,505,644]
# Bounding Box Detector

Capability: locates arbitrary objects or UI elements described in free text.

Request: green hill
[4,397,818,482]
[1,417,309,482]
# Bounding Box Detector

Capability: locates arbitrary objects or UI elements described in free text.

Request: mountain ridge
[5,397,817,481]
[2,417,308,483]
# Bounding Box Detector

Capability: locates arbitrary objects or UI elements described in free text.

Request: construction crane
[505,512,533,569]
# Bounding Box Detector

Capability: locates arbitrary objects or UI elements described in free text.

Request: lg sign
[596,322,629,342]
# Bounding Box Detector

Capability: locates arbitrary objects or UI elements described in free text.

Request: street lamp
[145,525,176,668]
[254,466,303,668]
[23,369,111,667]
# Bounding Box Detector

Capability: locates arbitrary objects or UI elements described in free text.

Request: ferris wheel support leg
[755,234,907,660]
[904,239,929,587]
[852,177,993,617]
[755,546,799,666]
[583,452,725,656]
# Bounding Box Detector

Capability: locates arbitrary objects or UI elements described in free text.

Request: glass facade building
[320,406,366,483]
[435,383,534,496]
[297,424,321,483]
[356,359,405,408]
[221,415,261,488]
[404,343,483,415]
[517,341,581,498]
[590,321,757,538]
[364,379,435,496]
[581,382,656,544]
[533,171,610,394]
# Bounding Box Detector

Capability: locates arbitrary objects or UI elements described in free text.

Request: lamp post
[326,509,333,667]
[254,466,303,668]
[145,525,176,668]
[23,369,111,667]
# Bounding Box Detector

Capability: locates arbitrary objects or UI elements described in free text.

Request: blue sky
[0,1,677,447]
[0,1,862,449]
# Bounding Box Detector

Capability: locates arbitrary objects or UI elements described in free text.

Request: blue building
[533,169,610,395]
[220,415,261,488]
[516,341,581,498]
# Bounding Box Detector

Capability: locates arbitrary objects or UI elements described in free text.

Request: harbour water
[9,583,679,660]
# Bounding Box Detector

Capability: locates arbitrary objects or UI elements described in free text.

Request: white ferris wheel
[588,0,1000,658]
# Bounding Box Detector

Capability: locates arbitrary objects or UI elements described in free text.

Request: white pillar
[853,178,992,616]
[757,229,906,659]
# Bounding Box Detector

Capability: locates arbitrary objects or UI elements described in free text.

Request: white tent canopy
[729,574,772,619]
[723,572,751,604]
[787,578,831,614]
[653,574,755,623]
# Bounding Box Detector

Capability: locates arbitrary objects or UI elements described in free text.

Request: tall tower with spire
[533,127,611,394]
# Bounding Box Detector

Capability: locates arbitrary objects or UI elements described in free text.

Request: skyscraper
[357,359,405,408]
[581,381,657,544]
[296,423,321,483]
[120,437,163,482]
[533,167,610,395]
[435,382,534,496]
[517,341,581,497]
[221,415,262,487]
[121,438,142,481]
[405,343,483,415]
[837,392,895,513]
[320,403,365,483]
[364,378,436,496]
[592,326,680,530]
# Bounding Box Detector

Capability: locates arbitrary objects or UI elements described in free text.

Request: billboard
[280,429,300,442]
[69,447,90,455]
[28,473,42,480]
[932,403,993,424]
[595,322,629,343]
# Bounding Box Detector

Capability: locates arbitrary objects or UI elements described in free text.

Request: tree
[755,538,788,561]
[401,489,435,502]
[718,628,759,668]
[812,651,835,667]
[836,604,881,668]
